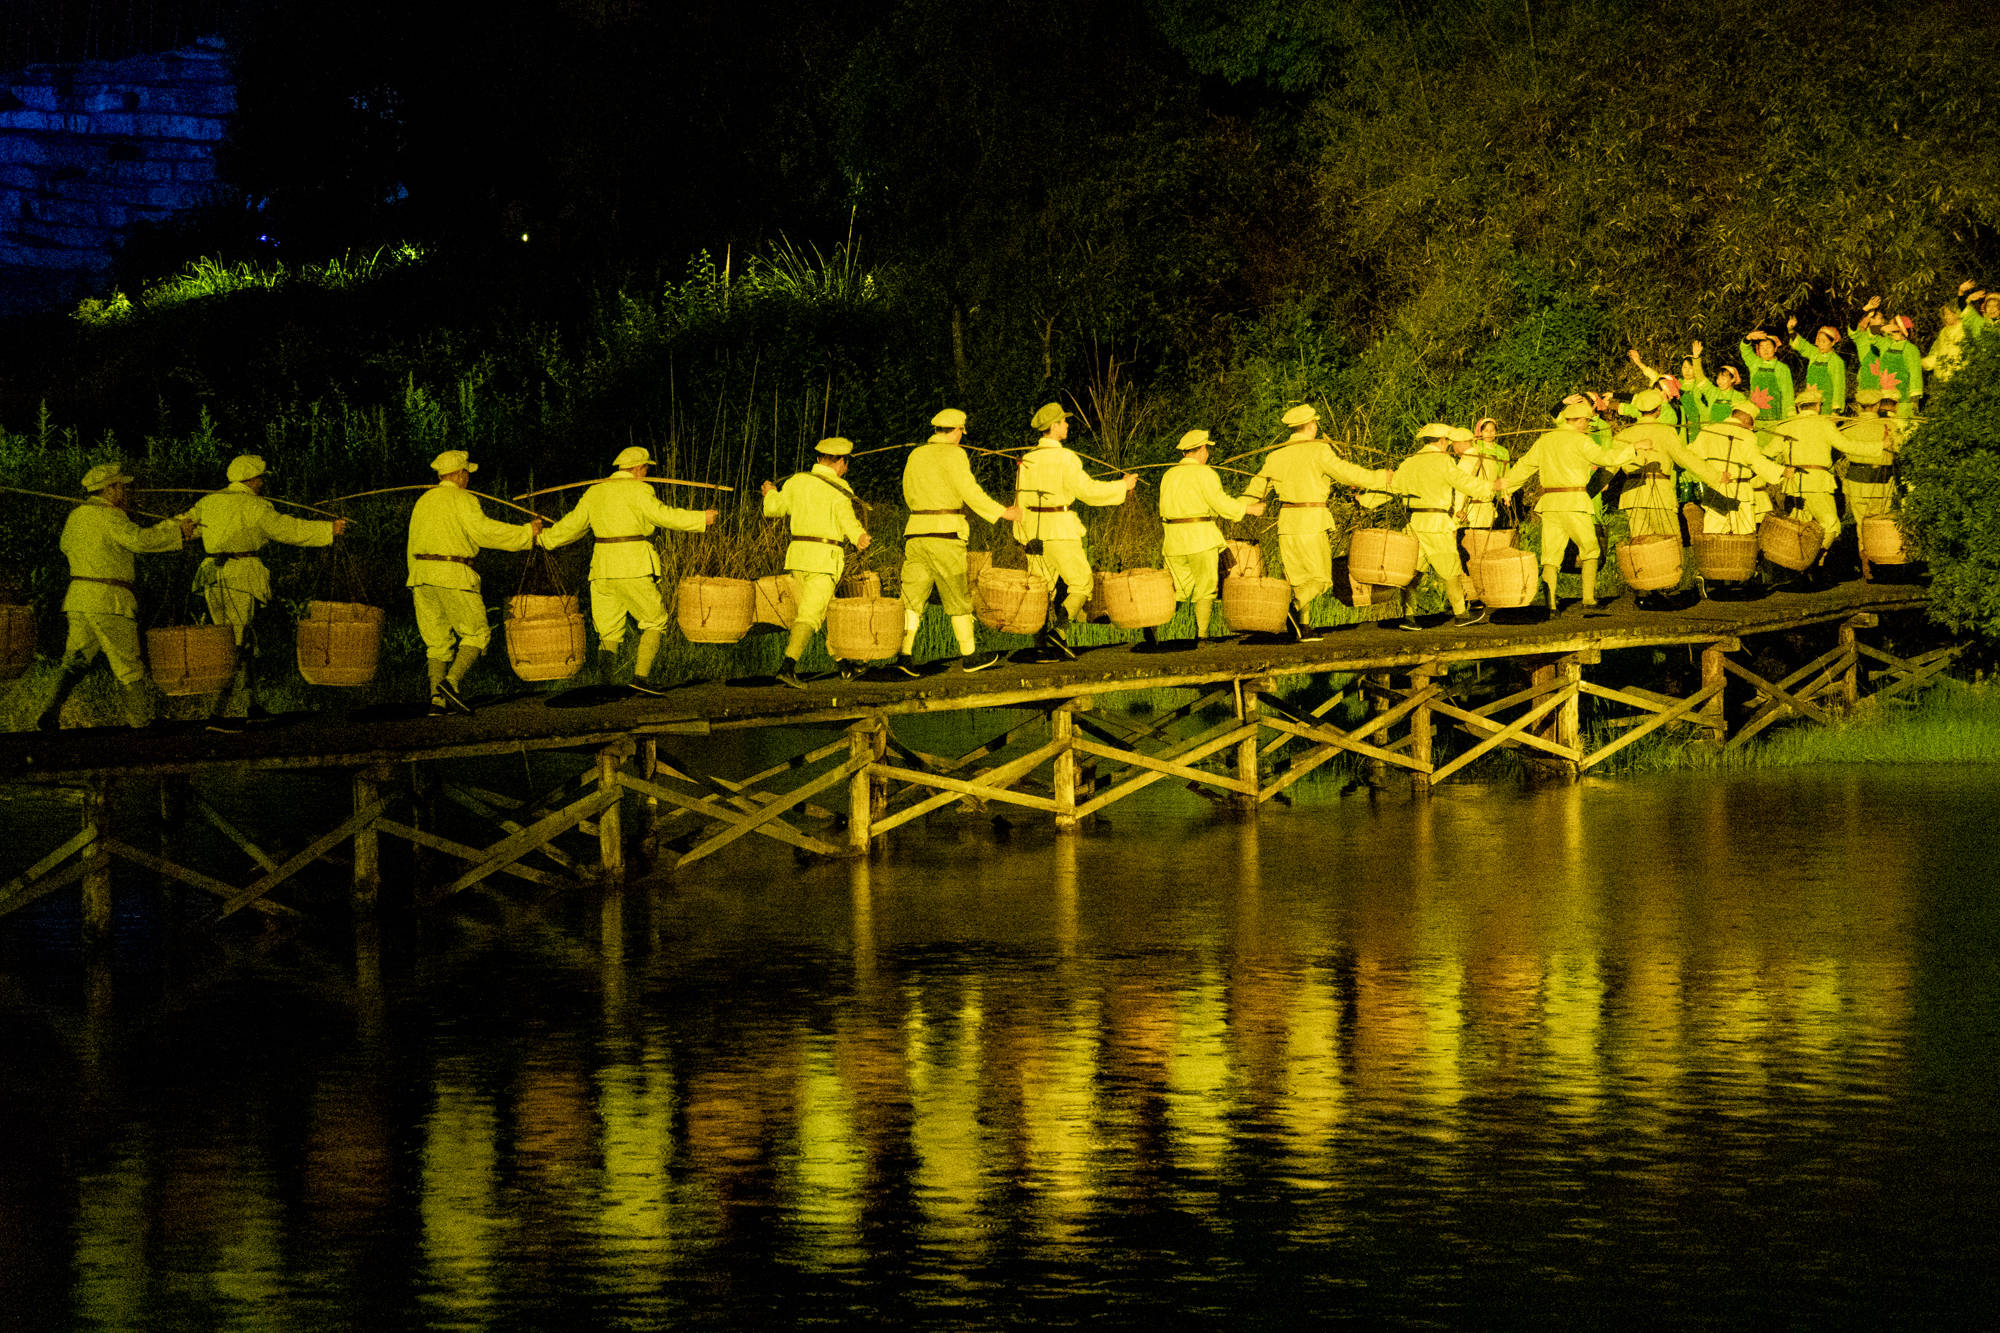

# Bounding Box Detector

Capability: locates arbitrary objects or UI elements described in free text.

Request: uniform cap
[1557,400,1595,421]
[1281,403,1319,428]
[431,449,477,475]
[613,446,655,471]
[1632,388,1665,413]
[1877,386,1902,402]
[930,408,967,430]
[1854,389,1882,406]
[1031,402,1069,431]
[1715,421,1757,442]
[815,436,854,457]
[1415,422,1455,440]
[1445,426,1474,442]
[225,454,267,483]
[1794,385,1823,407]
[1176,428,1212,452]
[81,462,133,492]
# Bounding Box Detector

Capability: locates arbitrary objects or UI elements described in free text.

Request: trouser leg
[901,609,923,657]
[446,644,481,688]
[634,628,663,681]
[37,651,94,730]
[1543,566,1560,611]
[1193,597,1214,637]
[950,614,977,656]
[121,678,156,729]
[1580,558,1599,606]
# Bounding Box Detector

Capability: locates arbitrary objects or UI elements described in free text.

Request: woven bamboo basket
[1693,532,1759,582]
[826,596,904,662]
[1471,551,1540,608]
[837,570,881,599]
[296,600,384,687]
[147,623,237,696]
[1221,539,1265,580]
[972,568,1049,634]
[1348,529,1419,587]
[0,603,33,682]
[1083,576,1109,624]
[1221,575,1292,633]
[754,574,800,628]
[505,593,588,682]
[1616,536,1684,592]
[1461,528,1516,564]
[1345,571,1374,608]
[1098,568,1177,628]
[1859,515,1909,565]
[675,577,755,645]
[1758,514,1824,571]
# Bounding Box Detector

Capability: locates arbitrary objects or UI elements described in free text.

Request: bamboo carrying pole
[318,484,548,520]
[142,487,346,520]
[512,477,736,502]
[0,484,183,523]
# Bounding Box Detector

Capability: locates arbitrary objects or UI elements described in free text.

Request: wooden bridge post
[1235,678,1265,814]
[351,764,392,913]
[1556,657,1585,774]
[638,738,661,860]
[1052,700,1080,833]
[1838,613,1876,711]
[80,779,112,948]
[847,720,879,856]
[595,741,630,885]
[1699,639,1737,740]
[1408,664,1435,794]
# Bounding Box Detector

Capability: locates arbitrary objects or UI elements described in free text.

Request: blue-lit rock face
[0,35,234,285]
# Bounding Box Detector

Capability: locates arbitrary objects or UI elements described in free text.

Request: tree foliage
[1902,330,2000,638]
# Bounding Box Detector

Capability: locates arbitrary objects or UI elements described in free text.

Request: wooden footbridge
[0,580,1949,945]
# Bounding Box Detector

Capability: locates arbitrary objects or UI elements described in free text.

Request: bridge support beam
[81,780,112,949]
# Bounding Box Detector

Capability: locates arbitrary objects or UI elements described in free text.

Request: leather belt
[1797,463,1833,471]
[1027,505,1069,513]
[909,532,966,542]
[1541,486,1585,493]
[909,507,966,515]
[1408,506,1449,513]
[1164,517,1210,524]
[595,535,650,543]
[1280,501,1326,509]
[414,553,475,565]
[791,535,844,546]
[209,551,259,564]
[70,575,135,590]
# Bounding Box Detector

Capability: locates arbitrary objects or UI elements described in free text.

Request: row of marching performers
[27,383,1907,727]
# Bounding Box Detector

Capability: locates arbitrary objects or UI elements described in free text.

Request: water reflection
[17,765,1995,1326]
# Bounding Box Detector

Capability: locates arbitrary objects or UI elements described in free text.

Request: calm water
[2,754,1997,1329]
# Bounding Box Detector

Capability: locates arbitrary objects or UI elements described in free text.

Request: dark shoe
[1288,614,1324,643]
[629,678,670,696]
[1451,608,1489,627]
[1038,628,1077,661]
[892,656,921,678]
[775,664,807,690]
[838,662,859,681]
[428,693,451,717]
[35,708,63,733]
[960,651,1003,673]
[1393,617,1424,632]
[438,679,475,715]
